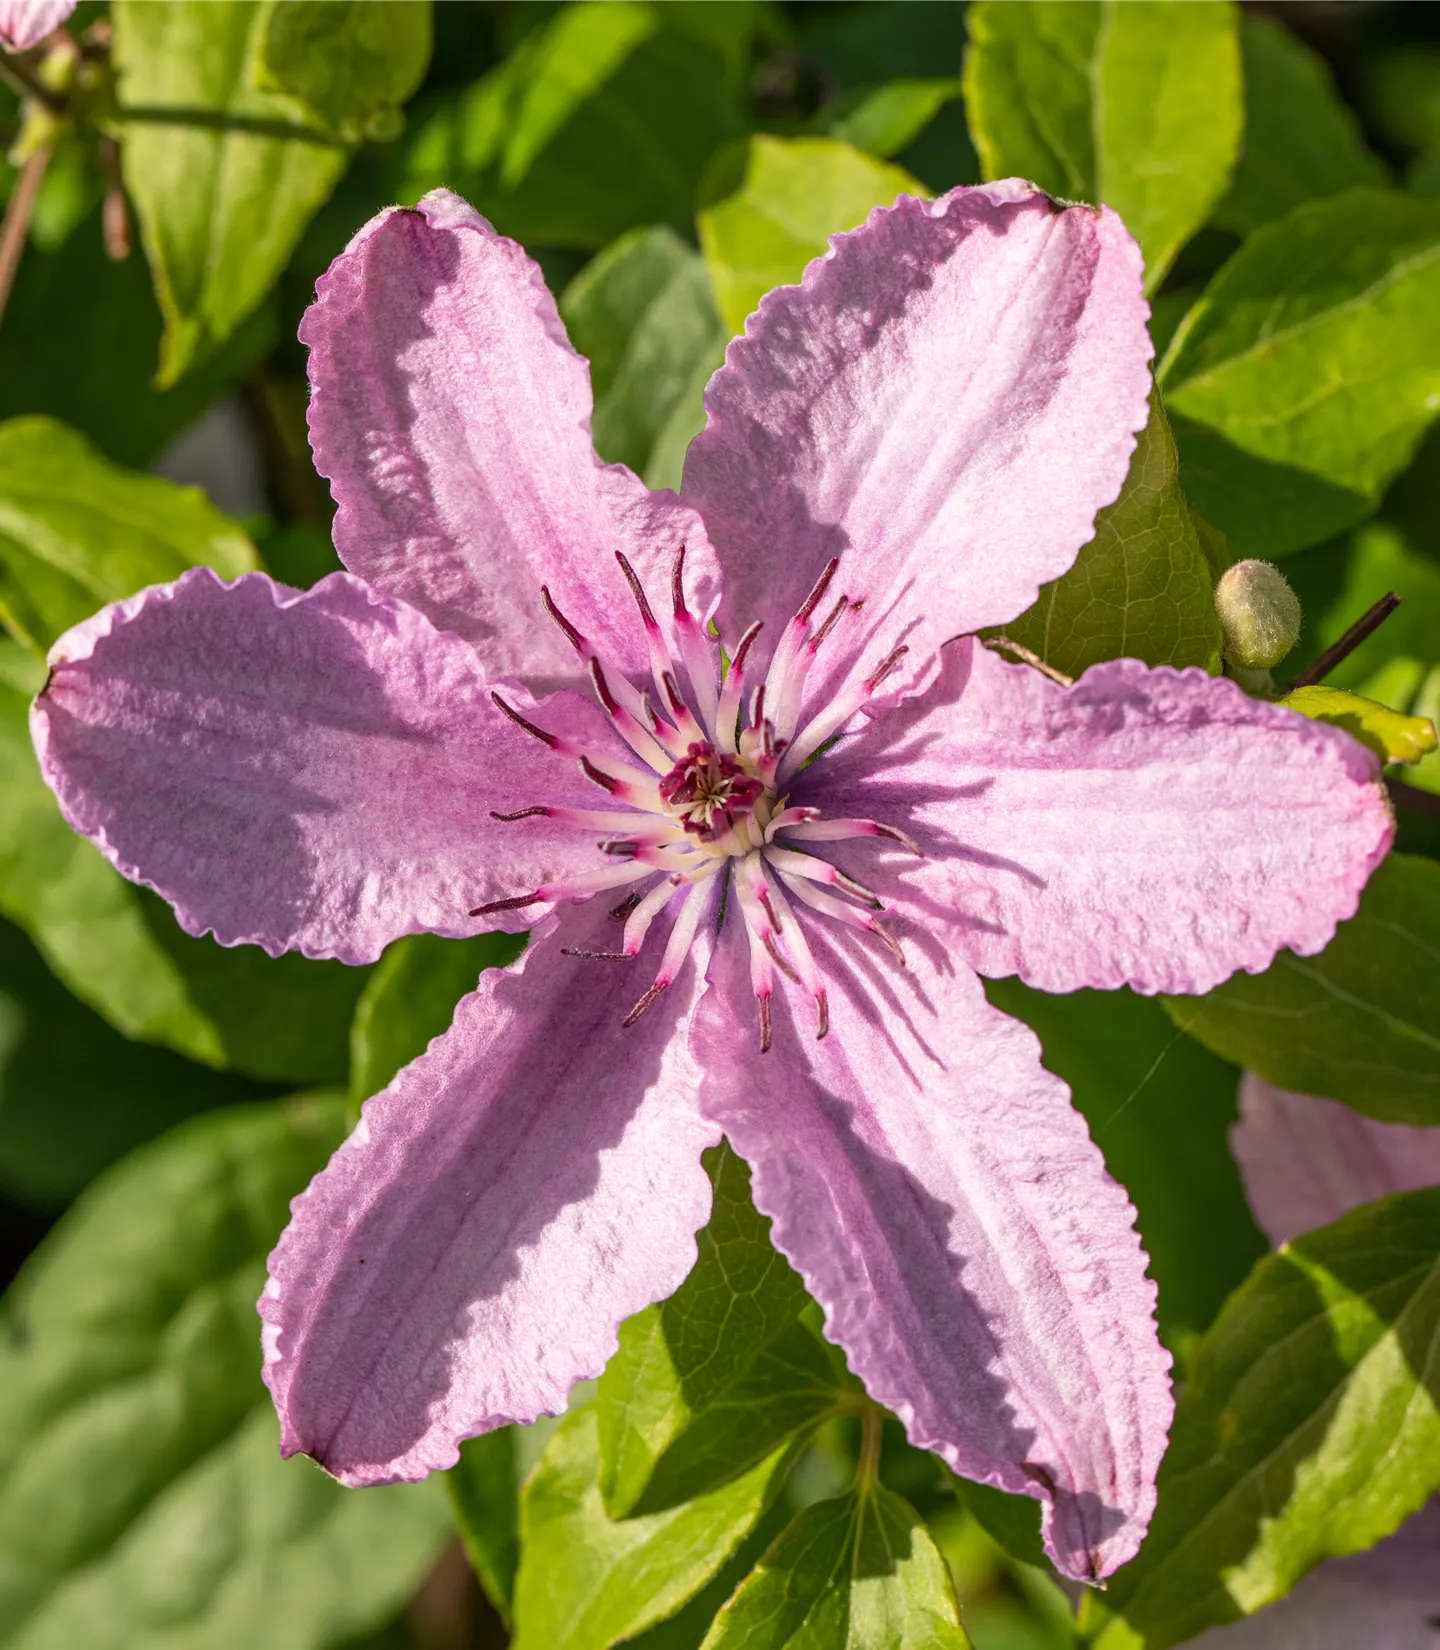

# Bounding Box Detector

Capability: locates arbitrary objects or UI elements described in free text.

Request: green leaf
[1281,685,1438,765]
[1095,1189,1440,1649]
[1159,190,1440,558]
[0,914,269,1214]
[963,0,1241,291]
[559,227,727,494]
[511,1403,796,1650]
[348,929,525,1117]
[1162,853,1440,1126]
[257,0,432,142]
[0,417,256,654]
[0,207,275,469]
[697,135,925,336]
[1213,16,1388,238]
[113,0,351,386]
[993,390,1223,678]
[699,1482,972,1649]
[822,81,962,162]
[395,2,745,252]
[0,1099,451,1649]
[448,1430,519,1629]
[0,643,369,1084]
[597,1141,853,1519]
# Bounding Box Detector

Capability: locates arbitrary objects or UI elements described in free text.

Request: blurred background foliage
[0,3,1438,1648]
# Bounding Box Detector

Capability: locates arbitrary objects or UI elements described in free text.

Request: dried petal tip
[1215,560,1302,671]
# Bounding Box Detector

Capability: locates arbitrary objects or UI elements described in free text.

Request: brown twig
[0,53,65,115]
[97,133,129,260]
[1287,592,1401,690]
[984,635,1075,687]
[0,143,49,328]
[1387,777,1440,820]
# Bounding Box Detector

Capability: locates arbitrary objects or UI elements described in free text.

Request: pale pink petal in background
[0,0,74,52]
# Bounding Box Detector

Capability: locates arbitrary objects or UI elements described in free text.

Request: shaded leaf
[0,1100,451,1649]
[697,134,924,336]
[560,227,727,494]
[1095,1189,1440,1648]
[963,0,1241,291]
[1162,853,1440,1125]
[994,390,1223,678]
[1281,684,1437,765]
[597,1142,852,1519]
[1214,15,1388,238]
[395,1,745,252]
[0,417,256,655]
[257,0,432,142]
[699,1481,971,1649]
[1159,190,1440,558]
[113,0,351,385]
[822,80,962,162]
[511,1403,796,1650]
[448,1430,519,1629]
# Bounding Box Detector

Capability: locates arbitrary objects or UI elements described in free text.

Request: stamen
[540,586,590,657]
[765,845,883,908]
[755,866,828,1040]
[621,876,713,1026]
[670,543,719,728]
[579,756,662,809]
[780,643,910,778]
[491,692,559,748]
[757,993,773,1054]
[589,658,673,772]
[776,817,924,856]
[773,594,850,744]
[490,806,549,822]
[561,948,631,960]
[470,891,543,916]
[715,620,762,753]
[775,871,906,967]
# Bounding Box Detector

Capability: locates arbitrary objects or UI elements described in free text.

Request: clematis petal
[31,567,624,963]
[261,904,720,1485]
[802,638,1391,996]
[1231,1074,1440,1248]
[0,0,73,50]
[302,188,720,691]
[682,181,1151,679]
[691,924,1171,1582]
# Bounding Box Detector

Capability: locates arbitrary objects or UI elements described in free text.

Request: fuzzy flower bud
[1214,560,1302,671]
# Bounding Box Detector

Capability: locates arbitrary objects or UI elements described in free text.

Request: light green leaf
[348,930,524,1120]
[823,80,962,162]
[448,1430,519,1629]
[257,0,431,142]
[0,1100,451,1650]
[963,0,1241,291]
[1094,1189,1440,1649]
[511,1404,796,1650]
[0,644,369,1084]
[1281,684,1437,765]
[1159,189,1440,558]
[395,1,744,252]
[700,1483,971,1649]
[0,417,256,655]
[113,0,351,386]
[1163,853,1440,1126]
[993,390,1223,678]
[697,135,925,336]
[1214,15,1388,238]
[597,1142,852,1519]
[560,227,727,494]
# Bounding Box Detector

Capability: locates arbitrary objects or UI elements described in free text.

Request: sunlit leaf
[1281,685,1437,766]
[257,0,431,142]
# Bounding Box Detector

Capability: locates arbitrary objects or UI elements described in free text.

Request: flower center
[475,547,919,1050]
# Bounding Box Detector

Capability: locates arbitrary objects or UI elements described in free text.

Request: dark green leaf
[257,0,432,142]
[559,227,726,494]
[1095,1189,1440,1648]
[597,1142,852,1518]
[963,0,1241,291]
[511,1403,796,1650]
[0,207,275,469]
[0,643,369,1085]
[1160,190,1440,558]
[699,1482,971,1649]
[348,930,525,1118]
[994,391,1223,678]
[0,1100,451,1649]
[0,416,256,654]
[113,0,351,385]
[395,2,744,252]
[1214,16,1388,238]
[697,135,925,335]
[823,81,961,162]
[448,1429,519,1628]
[1163,853,1440,1125]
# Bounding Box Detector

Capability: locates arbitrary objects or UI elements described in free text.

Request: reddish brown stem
[97,133,129,260]
[1287,592,1401,690]
[0,144,49,328]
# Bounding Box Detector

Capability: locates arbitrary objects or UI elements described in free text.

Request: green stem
[856,1406,883,1492]
[0,54,65,116]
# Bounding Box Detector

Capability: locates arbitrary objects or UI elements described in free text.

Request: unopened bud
[1214,560,1302,671]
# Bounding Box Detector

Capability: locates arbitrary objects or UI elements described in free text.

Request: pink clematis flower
[0,0,74,52]
[1185,1078,1440,1647]
[30,185,1391,1581]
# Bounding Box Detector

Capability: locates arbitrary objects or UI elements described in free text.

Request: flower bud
[1214,560,1302,671]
